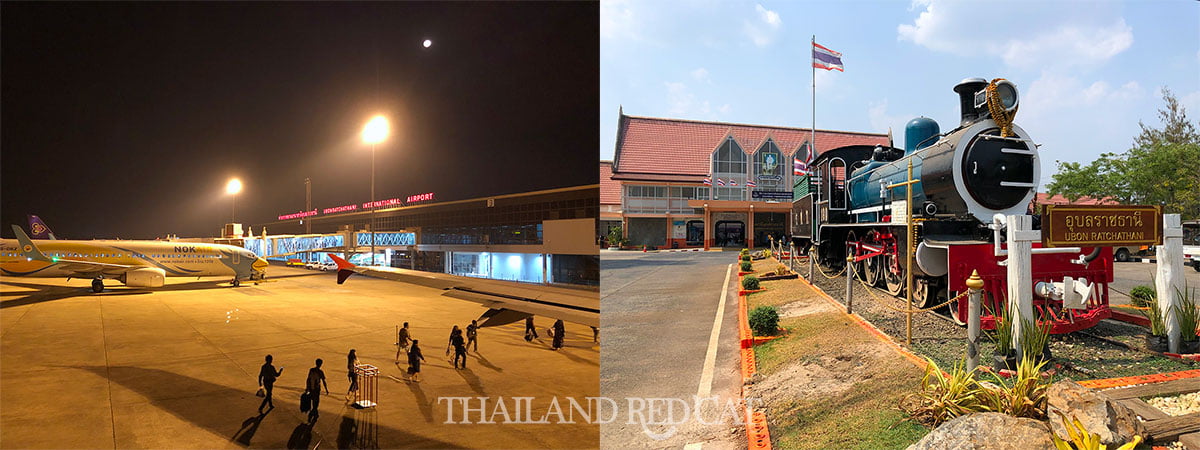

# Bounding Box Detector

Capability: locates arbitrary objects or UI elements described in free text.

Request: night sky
[2,2,599,239]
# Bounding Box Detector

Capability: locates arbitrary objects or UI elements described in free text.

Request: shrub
[763,249,772,258]
[1129,285,1155,307]
[1018,315,1050,363]
[741,275,760,290]
[748,305,779,336]
[740,248,750,256]
[900,358,984,427]
[775,264,789,276]
[986,301,1015,357]
[978,356,1050,420]
[741,254,751,262]
[1140,295,1167,336]
[1172,285,1198,342]
[740,261,752,272]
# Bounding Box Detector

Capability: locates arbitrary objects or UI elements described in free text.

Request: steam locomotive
[790,77,1113,333]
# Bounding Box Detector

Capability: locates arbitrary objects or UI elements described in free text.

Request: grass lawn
[746,258,929,449]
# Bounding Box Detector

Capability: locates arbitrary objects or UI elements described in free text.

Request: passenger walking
[451,329,467,369]
[551,319,565,350]
[524,316,538,341]
[407,340,426,382]
[445,325,461,358]
[395,322,412,363]
[346,349,359,402]
[466,320,479,352]
[257,354,284,413]
[305,358,328,422]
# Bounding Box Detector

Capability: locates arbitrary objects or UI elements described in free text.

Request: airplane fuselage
[0,239,266,281]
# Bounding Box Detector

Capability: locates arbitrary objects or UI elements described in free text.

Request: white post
[1156,214,1184,354]
[1007,215,1036,356]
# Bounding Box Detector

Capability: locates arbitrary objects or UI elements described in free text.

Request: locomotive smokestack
[953,77,988,127]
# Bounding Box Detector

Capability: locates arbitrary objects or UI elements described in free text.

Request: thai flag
[729,179,738,186]
[746,179,757,187]
[703,177,712,186]
[794,159,809,176]
[716,178,725,186]
[812,42,843,72]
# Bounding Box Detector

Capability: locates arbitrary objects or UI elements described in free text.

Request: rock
[907,412,1055,450]
[1045,379,1146,446]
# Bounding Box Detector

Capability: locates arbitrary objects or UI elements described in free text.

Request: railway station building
[605,111,888,249]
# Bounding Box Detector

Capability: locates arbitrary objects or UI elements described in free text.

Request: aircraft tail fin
[27,215,57,240]
[328,254,356,284]
[11,225,51,262]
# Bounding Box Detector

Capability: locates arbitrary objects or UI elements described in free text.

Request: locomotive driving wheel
[911,278,931,309]
[884,254,904,296]
[863,256,881,287]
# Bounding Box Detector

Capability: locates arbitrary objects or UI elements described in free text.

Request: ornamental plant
[1140,295,1167,337]
[740,261,752,272]
[986,301,1015,357]
[748,305,779,336]
[741,254,751,262]
[1171,285,1198,342]
[741,275,760,290]
[763,249,772,258]
[774,264,789,276]
[1018,315,1051,364]
[900,358,985,427]
[1051,411,1142,450]
[1129,285,1155,307]
[980,356,1050,420]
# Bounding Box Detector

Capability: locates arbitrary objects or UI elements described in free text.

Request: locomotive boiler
[791,77,1113,333]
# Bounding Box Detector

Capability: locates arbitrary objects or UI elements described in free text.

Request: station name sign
[1041,204,1162,248]
[276,192,438,222]
[323,204,358,214]
[751,190,793,200]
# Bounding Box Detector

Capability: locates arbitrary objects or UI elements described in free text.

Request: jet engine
[120,267,166,288]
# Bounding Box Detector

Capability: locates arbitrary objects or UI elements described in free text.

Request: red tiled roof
[600,161,621,205]
[1036,193,1119,205]
[613,114,889,176]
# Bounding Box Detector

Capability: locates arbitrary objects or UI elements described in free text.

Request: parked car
[317,261,338,271]
[305,261,320,270]
[1113,245,1152,263]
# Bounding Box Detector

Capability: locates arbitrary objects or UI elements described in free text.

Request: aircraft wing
[11,225,140,276]
[328,254,598,328]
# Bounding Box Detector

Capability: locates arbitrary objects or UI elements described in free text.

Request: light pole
[226,178,243,225]
[361,115,389,266]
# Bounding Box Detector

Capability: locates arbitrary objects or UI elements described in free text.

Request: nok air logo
[763,153,778,173]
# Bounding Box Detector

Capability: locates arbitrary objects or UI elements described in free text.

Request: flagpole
[811,35,816,179]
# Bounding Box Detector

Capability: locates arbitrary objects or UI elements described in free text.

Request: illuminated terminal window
[447,251,544,284]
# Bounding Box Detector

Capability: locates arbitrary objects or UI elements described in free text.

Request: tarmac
[0,265,599,449]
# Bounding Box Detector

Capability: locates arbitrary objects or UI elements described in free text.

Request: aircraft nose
[252,257,268,272]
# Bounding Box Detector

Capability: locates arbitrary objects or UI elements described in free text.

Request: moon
[422,39,432,48]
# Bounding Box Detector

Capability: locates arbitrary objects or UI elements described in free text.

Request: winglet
[11,225,51,262]
[328,254,357,285]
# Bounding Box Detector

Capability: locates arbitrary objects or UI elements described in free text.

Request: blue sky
[601,0,1200,187]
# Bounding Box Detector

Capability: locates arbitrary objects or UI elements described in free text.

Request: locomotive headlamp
[973,80,1018,114]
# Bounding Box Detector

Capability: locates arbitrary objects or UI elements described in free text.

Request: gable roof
[613,114,889,177]
[600,161,621,205]
[1035,193,1119,206]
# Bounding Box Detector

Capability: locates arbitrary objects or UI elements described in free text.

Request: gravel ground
[792,259,1197,380]
[1146,392,1200,416]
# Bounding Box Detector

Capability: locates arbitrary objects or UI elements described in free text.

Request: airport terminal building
[605,112,888,249]
[227,185,599,286]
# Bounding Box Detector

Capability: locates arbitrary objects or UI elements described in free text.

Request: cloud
[601,0,639,41]
[744,4,782,47]
[691,68,711,84]
[897,1,1132,69]
[664,81,730,120]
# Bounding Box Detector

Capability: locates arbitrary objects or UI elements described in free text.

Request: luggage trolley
[353,364,379,408]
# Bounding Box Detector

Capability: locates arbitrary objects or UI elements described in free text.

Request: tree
[1046,88,1200,219]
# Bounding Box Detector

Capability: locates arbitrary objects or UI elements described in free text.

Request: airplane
[327,254,599,328]
[1,225,268,293]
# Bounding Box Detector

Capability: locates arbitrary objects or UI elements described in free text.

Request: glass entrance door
[714,221,745,248]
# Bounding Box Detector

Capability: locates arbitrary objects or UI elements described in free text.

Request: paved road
[600,250,742,450]
[1110,261,1200,305]
[1,265,598,449]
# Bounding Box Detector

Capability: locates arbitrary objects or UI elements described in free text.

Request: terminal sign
[324,204,358,214]
[1041,204,1162,248]
[363,198,402,209]
[407,192,434,203]
[278,210,318,221]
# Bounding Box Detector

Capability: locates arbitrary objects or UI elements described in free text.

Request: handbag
[255,385,265,397]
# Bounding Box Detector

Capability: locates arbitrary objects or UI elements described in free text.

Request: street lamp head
[226,178,243,195]
[362,115,390,145]
[423,39,432,48]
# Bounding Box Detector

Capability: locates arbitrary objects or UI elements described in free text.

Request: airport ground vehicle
[286,259,305,267]
[790,78,1113,333]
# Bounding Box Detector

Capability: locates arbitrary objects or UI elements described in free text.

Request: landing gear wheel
[232,279,241,287]
[884,255,904,296]
[91,279,104,293]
